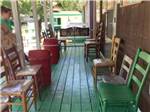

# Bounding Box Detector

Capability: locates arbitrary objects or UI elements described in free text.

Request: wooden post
[49,0,53,29]
[11,1,25,66]
[43,1,48,28]
[89,1,96,39]
[31,1,40,49]
[85,1,90,27]
[112,1,118,36]
[93,1,96,39]
[100,0,103,22]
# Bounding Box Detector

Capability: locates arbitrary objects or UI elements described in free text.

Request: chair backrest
[48,24,55,37]
[46,29,51,38]
[2,45,22,80]
[127,48,150,106]
[119,55,133,83]
[42,31,47,38]
[110,37,121,73]
[96,22,103,41]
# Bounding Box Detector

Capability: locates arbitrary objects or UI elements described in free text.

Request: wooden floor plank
[71,47,81,112]
[50,47,72,112]
[39,47,71,112]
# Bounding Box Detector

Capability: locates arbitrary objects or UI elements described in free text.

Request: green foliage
[18,0,32,16]
[0,0,84,19]
[0,0,11,8]
[1,0,44,20]
[36,1,44,20]
[55,0,83,12]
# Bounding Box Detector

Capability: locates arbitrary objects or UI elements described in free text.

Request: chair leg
[64,41,67,51]
[32,83,37,111]
[7,96,11,112]
[96,46,99,58]
[22,93,27,112]
[92,66,97,87]
[84,44,86,58]
[86,46,88,62]
[33,76,41,100]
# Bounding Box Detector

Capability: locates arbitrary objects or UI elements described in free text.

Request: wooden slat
[139,51,150,63]
[122,64,130,73]
[135,64,146,76]
[132,75,141,87]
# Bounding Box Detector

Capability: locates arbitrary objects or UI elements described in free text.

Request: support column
[43,1,48,28]
[11,1,25,66]
[49,0,53,29]
[84,1,89,27]
[112,1,118,36]
[100,0,103,22]
[31,1,40,49]
[93,1,96,39]
[89,1,96,39]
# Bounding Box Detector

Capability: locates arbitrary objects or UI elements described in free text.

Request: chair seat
[97,82,135,104]
[86,38,95,41]
[102,75,126,84]
[0,80,33,95]
[85,41,99,45]
[16,64,41,77]
[93,58,115,67]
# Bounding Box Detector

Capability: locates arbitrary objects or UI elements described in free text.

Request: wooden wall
[116,1,150,112]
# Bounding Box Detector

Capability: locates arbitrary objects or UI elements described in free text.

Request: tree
[0,0,11,8]
[55,0,84,12]
[1,0,44,36]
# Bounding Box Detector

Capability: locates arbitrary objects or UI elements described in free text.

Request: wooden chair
[0,80,36,112]
[0,55,9,112]
[42,31,47,38]
[86,22,103,41]
[2,45,42,99]
[92,37,120,82]
[1,50,36,112]
[47,24,55,38]
[97,48,150,112]
[46,24,67,51]
[100,55,133,84]
[84,22,103,62]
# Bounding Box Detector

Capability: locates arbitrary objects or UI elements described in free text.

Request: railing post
[43,1,48,28]
[112,1,118,36]
[31,1,41,49]
[49,0,53,30]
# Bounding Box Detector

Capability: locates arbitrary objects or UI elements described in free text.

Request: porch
[1,0,150,112]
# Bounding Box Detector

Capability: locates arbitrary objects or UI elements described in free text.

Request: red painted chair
[29,50,51,86]
[43,38,60,64]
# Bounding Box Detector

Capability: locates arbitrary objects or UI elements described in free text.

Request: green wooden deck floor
[14,47,100,112]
